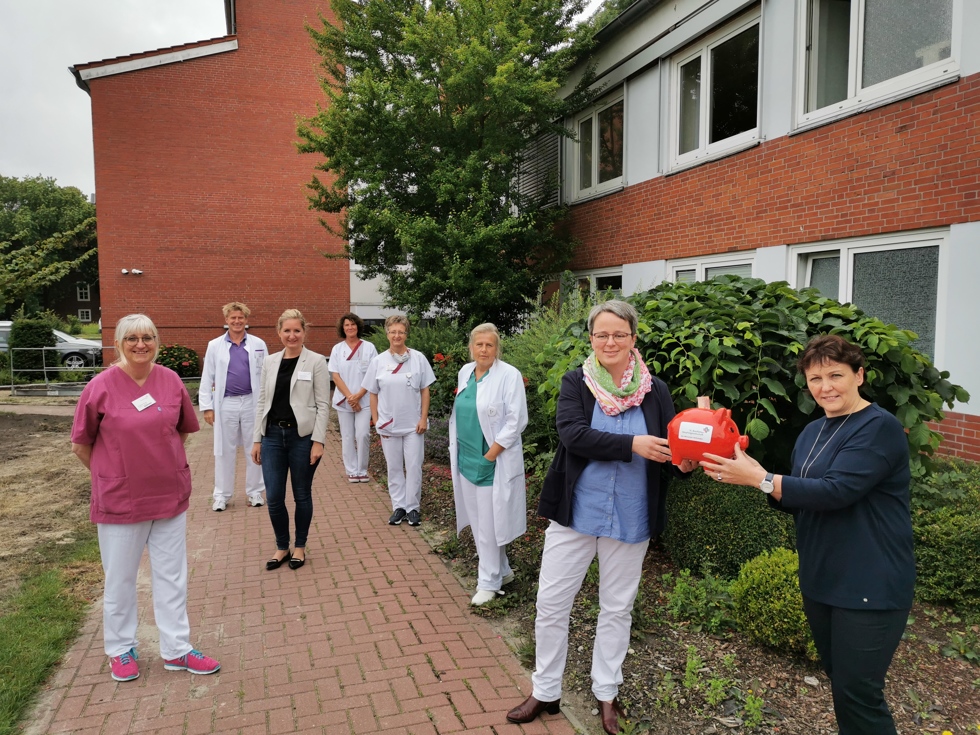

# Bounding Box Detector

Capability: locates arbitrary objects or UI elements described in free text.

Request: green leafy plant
[742,693,765,728]
[539,276,968,478]
[682,646,704,690]
[913,505,980,615]
[943,629,980,666]
[155,344,200,378]
[665,569,737,634]
[704,676,732,708]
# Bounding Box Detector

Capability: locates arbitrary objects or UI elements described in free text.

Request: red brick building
[70,0,348,357]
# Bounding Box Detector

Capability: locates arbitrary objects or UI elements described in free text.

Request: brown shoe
[505,694,561,723]
[598,698,626,735]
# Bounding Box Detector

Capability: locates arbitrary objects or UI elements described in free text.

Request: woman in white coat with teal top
[449,323,528,606]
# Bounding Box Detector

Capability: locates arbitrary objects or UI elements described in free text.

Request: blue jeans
[261,425,319,550]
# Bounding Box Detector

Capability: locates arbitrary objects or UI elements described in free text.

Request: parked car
[0,322,103,369]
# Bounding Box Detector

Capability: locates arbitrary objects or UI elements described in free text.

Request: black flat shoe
[288,553,305,570]
[266,550,291,571]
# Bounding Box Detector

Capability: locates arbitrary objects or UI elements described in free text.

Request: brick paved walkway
[25,423,577,735]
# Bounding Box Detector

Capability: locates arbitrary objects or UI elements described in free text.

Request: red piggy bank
[667,406,749,465]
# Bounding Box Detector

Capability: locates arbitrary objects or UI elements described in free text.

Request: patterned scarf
[582,348,653,416]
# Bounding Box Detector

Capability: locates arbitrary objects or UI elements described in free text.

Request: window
[671,260,753,283]
[670,10,760,168]
[77,283,91,302]
[78,309,92,323]
[575,271,623,299]
[574,94,624,199]
[795,233,942,357]
[799,0,956,125]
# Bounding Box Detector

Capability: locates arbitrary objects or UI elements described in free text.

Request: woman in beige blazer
[251,309,330,570]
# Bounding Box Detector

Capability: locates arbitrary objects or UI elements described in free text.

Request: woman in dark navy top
[701,334,914,735]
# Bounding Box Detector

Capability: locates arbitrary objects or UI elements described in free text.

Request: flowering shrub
[428,344,470,419]
[156,344,200,378]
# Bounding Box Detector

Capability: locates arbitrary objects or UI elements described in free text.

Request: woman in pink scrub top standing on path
[71,314,220,683]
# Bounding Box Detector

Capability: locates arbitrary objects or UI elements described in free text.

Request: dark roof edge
[69,66,90,95]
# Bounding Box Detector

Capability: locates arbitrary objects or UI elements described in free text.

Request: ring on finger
[717,473,722,481]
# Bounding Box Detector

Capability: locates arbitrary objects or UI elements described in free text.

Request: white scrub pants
[380,432,424,512]
[214,393,265,501]
[531,521,648,703]
[98,513,192,660]
[337,408,371,476]
[458,475,512,591]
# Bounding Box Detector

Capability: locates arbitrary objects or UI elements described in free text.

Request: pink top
[71,364,200,524]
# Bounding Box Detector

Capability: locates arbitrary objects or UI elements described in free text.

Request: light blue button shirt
[570,403,650,543]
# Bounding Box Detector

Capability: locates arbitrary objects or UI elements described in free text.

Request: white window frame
[668,9,762,171]
[788,229,948,360]
[571,91,625,202]
[668,253,755,283]
[794,0,961,130]
[78,309,92,323]
[76,283,91,302]
[575,268,624,298]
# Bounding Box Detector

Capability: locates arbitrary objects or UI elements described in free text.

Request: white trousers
[380,432,424,512]
[214,393,265,501]
[98,513,192,660]
[531,521,648,702]
[337,408,371,476]
[458,475,512,591]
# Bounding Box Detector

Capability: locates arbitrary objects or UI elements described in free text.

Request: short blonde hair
[469,323,501,356]
[114,314,160,365]
[277,309,308,332]
[222,302,251,318]
[385,314,410,335]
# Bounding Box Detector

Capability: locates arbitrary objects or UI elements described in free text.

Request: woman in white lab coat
[449,323,528,606]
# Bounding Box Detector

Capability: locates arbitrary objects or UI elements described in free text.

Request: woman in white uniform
[449,323,528,606]
[328,313,378,483]
[362,315,436,527]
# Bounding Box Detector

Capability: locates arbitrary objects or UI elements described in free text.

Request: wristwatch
[760,472,775,494]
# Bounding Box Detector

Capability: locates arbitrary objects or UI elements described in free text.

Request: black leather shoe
[266,550,290,571]
[506,695,561,723]
[288,552,305,570]
[598,698,626,735]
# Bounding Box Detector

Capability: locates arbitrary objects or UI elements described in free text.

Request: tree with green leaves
[298,0,598,333]
[0,176,97,316]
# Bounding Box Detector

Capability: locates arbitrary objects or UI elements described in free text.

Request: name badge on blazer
[297,371,312,381]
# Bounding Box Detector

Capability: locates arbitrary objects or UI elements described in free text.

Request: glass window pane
[705,263,753,280]
[595,275,623,297]
[710,24,759,144]
[675,269,697,283]
[862,0,952,88]
[851,246,938,357]
[807,0,851,111]
[679,57,701,154]
[579,117,593,190]
[808,255,840,299]
[597,101,624,184]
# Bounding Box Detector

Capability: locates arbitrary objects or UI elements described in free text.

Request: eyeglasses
[123,335,156,344]
[591,332,633,344]
[387,330,407,336]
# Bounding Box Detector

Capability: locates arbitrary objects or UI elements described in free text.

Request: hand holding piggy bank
[667,404,749,465]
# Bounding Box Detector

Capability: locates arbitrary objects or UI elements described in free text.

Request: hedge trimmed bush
[664,470,795,579]
[914,506,980,616]
[156,344,199,378]
[9,319,56,381]
[731,548,818,661]
[540,277,967,478]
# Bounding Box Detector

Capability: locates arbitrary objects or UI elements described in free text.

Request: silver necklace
[800,412,853,478]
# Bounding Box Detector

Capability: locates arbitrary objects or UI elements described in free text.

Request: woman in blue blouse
[701,334,914,735]
[506,301,696,735]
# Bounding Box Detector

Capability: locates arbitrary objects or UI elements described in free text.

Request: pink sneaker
[163,649,221,675]
[109,647,139,681]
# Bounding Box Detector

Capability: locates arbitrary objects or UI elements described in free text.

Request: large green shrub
[155,344,200,378]
[540,277,967,477]
[914,506,980,616]
[664,470,796,579]
[731,548,818,661]
[9,319,56,381]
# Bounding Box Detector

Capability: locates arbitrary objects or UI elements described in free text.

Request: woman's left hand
[310,441,324,465]
[415,418,427,434]
[677,458,698,473]
[701,444,766,487]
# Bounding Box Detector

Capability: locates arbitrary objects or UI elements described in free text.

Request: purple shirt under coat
[71,364,200,524]
[223,333,252,397]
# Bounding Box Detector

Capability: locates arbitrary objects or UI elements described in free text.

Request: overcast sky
[0,0,603,198]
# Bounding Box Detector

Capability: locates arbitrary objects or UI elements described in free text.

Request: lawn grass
[78,323,101,339]
[0,535,100,735]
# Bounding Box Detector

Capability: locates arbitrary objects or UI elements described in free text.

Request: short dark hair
[337,312,364,339]
[797,334,866,375]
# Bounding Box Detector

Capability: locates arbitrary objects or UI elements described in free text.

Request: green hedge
[914,506,980,616]
[9,319,56,380]
[664,470,796,579]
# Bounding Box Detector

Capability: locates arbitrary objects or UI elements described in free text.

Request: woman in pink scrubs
[71,314,220,683]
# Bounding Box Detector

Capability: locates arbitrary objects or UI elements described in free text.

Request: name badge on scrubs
[297,371,312,381]
[132,393,156,412]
